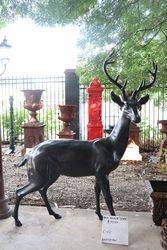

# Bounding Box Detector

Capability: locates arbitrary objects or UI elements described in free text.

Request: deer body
[13,50,157,226]
[25,109,131,179]
[12,105,139,227]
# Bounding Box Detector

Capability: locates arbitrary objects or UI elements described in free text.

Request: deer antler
[131,62,157,99]
[104,50,128,100]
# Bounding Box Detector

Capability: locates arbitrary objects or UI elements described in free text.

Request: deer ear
[111,91,124,107]
[138,94,149,105]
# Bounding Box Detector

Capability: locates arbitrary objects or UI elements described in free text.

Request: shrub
[1,109,26,141]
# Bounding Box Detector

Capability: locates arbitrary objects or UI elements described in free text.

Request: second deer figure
[13,51,157,226]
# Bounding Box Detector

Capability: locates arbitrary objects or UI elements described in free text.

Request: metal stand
[9,96,15,153]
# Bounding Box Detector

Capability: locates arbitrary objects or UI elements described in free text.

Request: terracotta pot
[22,89,44,123]
[58,105,76,139]
[58,105,76,123]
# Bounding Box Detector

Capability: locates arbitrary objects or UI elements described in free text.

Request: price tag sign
[101,216,128,245]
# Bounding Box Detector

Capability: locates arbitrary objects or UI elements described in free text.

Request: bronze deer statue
[13,51,157,226]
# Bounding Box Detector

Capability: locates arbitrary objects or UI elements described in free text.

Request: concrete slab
[0,206,161,250]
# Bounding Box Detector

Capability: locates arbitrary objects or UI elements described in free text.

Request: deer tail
[15,156,29,168]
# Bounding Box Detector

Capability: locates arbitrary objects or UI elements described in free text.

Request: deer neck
[109,113,131,160]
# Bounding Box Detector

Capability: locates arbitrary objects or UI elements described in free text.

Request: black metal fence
[80,85,167,151]
[0,75,65,143]
[0,75,166,151]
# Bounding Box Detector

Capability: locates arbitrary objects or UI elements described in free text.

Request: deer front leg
[94,181,103,220]
[96,173,116,217]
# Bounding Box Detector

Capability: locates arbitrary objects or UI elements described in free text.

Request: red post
[87,78,104,140]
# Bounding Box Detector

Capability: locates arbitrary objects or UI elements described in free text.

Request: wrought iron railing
[0,75,65,142]
[79,85,167,151]
[0,75,166,151]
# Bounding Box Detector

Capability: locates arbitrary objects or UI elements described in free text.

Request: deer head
[104,50,157,123]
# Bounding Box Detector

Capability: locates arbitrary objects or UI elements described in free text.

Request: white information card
[101,215,128,245]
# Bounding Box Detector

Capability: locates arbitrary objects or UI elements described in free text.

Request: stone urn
[58,105,76,139]
[22,89,44,124]
[149,180,167,226]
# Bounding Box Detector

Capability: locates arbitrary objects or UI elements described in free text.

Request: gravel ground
[2,146,166,212]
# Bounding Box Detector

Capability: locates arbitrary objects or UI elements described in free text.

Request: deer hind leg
[96,174,116,217]
[39,174,61,220]
[94,181,103,220]
[13,181,43,227]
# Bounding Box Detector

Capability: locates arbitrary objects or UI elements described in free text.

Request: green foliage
[44,109,54,132]
[76,0,167,96]
[139,120,161,150]
[1,109,26,140]
[0,19,6,29]
[0,0,96,25]
[43,109,61,133]
[161,148,167,163]
[1,108,61,140]
[139,120,157,140]
[0,0,167,99]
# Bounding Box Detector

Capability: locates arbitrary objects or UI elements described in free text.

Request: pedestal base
[58,129,75,139]
[122,141,142,161]
[22,123,45,148]
[0,196,12,219]
[58,134,75,139]
[129,123,140,145]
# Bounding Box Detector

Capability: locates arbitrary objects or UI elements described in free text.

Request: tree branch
[141,29,161,48]
[162,30,167,40]
[115,18,167,49]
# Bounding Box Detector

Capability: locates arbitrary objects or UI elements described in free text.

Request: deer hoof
[95,211,103,220]
[53,213,62,219]
[15,220,22,227]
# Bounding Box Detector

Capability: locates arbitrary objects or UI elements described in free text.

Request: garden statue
[13,50,157,227]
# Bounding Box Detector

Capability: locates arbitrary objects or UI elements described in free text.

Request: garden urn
[22,89,44,124]
[58,105,76,139]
